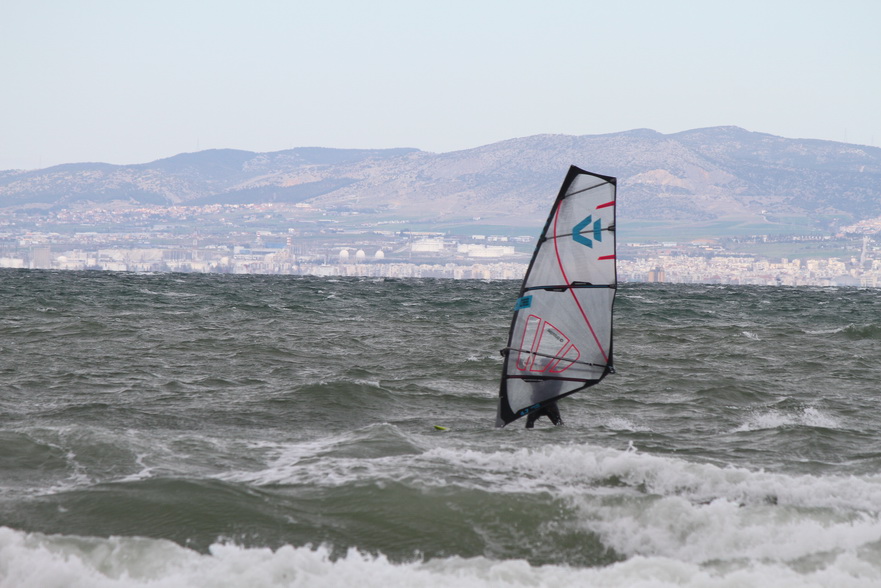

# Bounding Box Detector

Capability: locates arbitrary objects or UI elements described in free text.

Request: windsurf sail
[496,166,617,427]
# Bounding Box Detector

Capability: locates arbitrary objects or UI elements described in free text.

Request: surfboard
[495,166,617,427]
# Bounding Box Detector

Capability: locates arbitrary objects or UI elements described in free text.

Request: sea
[1,268,881,587]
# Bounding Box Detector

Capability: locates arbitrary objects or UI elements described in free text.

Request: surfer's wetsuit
[525,401,563,428]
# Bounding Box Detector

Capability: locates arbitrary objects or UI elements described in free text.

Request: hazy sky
[2,0,879,170]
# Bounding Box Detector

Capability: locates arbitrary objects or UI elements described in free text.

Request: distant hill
[2,128,880,232]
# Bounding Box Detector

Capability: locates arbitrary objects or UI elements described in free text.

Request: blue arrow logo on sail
[573,215,603,248]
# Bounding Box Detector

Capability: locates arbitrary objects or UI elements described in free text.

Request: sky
[2,0,880,170]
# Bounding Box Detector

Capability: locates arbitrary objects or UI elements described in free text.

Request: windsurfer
[525,400,563,428]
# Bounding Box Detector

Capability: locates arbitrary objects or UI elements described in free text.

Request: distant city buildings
[4,241,880,286]
[646,267,666,283]
[1,202,879,287]
[619,255,881,288]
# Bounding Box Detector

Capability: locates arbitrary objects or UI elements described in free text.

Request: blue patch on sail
[574,215,603,248]
[518,403,541,416]
[514,295,533,310]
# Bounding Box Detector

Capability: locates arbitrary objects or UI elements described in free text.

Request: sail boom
[522,283,616,292]
[506,375,607,384]
[501,346,609,369]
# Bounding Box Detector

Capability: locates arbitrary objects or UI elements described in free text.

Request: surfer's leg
[545,401,563,426]
[525,410,540,428]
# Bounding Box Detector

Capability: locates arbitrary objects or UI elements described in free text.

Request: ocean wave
[214,427,881,514]
[215,424,426,487]
[424,442,881,569]
[842,324,881,340]
[804,323,881,340]
[2,526,881,588]
[733,406,841,432]
[602,417,650,432]
[416,440,881,537]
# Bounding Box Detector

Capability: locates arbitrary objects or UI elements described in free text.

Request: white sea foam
[584,493,881,564]
[430,442,881,566]
[209,433,881,582]
[604,417,649,432]
[215,424,428,487]
[218,433,881,553]
[734,406,841,432]
[2,527,881,588]
[352,379,382,388]
[17,427,285,495]
[805,324,850,335]
[221,429,881,511]
[470,441,881,509]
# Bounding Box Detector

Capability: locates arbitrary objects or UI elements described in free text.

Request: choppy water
[1,269,881,587]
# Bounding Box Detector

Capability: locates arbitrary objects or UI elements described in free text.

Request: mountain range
[2,127,880,232]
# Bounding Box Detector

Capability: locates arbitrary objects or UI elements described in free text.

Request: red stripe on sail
[552,200,609,364]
